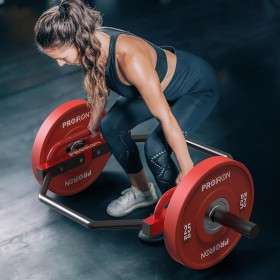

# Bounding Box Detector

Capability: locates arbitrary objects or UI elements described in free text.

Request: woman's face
[44,45,81,67]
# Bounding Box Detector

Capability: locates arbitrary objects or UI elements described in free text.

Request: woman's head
[34,0,108,108]
[44,45,81,67]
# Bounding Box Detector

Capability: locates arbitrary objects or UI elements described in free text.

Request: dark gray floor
[0,0,279,279]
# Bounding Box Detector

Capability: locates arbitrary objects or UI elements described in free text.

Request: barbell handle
[131,134,233,158]
[211,208,259,239]
[39,172,143,230]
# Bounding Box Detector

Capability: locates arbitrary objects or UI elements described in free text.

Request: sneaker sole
[138,231,164,243]
[106,197,158,218]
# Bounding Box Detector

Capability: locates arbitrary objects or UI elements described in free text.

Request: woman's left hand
[175,165,194,185]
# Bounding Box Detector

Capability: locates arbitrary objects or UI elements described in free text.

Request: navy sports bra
[101,27,175,99]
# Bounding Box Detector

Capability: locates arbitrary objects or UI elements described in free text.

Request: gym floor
[0,0,279,279]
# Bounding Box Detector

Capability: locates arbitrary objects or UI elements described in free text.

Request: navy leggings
[100,51,220,192]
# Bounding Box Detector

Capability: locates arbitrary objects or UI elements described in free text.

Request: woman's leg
[139,90,219,241]
[100,96,152,185]
[100,96,161,217]
[145,89,220,192]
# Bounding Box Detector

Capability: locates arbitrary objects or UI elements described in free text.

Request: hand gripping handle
[142,187,176,237]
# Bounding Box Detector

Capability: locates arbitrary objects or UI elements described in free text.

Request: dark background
[0,0,279,279]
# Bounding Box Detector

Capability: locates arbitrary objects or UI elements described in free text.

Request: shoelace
[119,187,137,202]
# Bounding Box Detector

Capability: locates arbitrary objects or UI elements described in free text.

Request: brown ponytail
[34,0,108,109]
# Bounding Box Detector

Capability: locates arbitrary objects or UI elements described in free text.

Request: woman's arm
[87,99,106,136]
[120,50,194,183]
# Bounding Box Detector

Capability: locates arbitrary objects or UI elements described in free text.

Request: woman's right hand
[87,118,99,137]
[87,100,106,137]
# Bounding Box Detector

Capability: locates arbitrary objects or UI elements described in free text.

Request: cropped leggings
[100,51,220,192]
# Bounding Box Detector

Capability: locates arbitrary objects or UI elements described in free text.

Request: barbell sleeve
[211,208,259,239]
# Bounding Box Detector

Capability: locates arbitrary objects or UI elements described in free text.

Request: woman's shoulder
[99,26,130,36]
[117,33,152,62]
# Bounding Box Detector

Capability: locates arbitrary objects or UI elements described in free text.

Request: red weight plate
[164,156,254,269]
[32,99,110,196]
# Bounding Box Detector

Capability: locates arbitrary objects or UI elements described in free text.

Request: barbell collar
[211,208,259,239]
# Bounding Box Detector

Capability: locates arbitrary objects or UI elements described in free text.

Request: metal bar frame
[39,173,143,230]
[131,134,233,158]
[38,135,233,230]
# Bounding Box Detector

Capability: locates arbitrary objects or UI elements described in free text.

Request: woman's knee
[145,133,178,189]
[100,112,127,138]
[145,133,161,159]
[144,132,170,168]
[99,115,113,138]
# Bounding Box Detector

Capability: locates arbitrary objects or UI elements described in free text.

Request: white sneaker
[106,183,160,217]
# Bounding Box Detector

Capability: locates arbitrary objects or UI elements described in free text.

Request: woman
[34,0,220,240]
